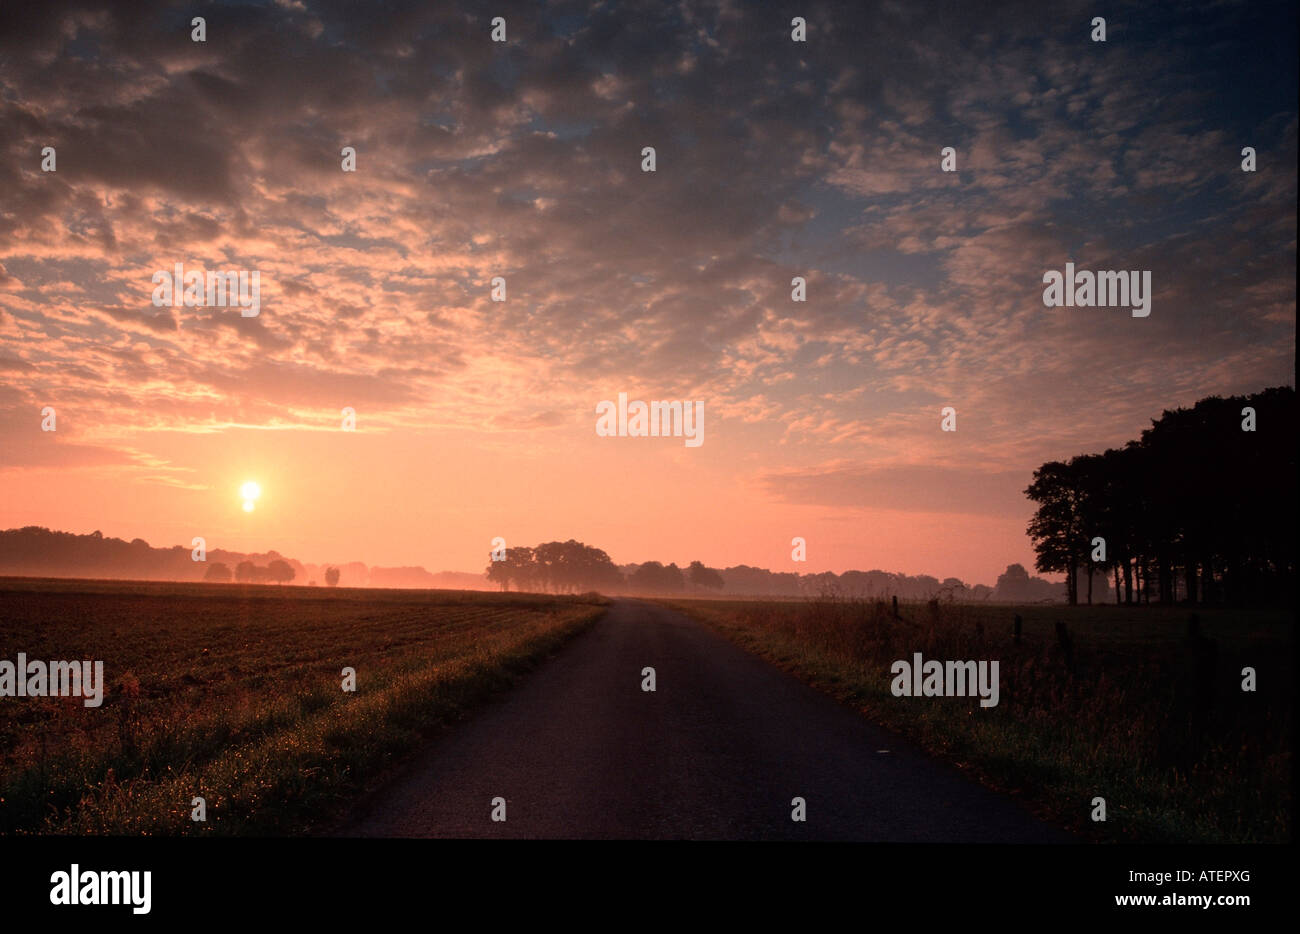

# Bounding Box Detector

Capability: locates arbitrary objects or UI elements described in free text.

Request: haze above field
[0,1,1294,584]
[1,525,1086,600]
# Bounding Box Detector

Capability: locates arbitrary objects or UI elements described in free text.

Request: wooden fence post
[1055,620,1074,674]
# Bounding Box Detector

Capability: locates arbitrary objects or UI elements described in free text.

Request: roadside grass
[0,578,606,834]
[661,597,1292,843]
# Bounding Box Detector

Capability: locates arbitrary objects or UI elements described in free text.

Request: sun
[240,481,262,512]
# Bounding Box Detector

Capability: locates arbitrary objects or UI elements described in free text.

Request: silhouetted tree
[485,541,624,593]
[203,562,232,583]
[1026,460,1086,604]
[1027,386,1296,606]
[486,546,537,592]
[630,561,686,593]
[324,566,340,587]
[688,560,725,590]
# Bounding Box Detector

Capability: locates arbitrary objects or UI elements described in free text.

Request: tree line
[203,559,296,584]
[1026,386,1295,605]
[484,540,734,594]
[485,540,625,593]
[484,540,1071,601]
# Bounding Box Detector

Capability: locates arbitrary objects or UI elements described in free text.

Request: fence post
[1055,620,1074,674]
[892,595,899,619]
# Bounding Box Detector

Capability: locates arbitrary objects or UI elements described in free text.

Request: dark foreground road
[341,600,1069,841]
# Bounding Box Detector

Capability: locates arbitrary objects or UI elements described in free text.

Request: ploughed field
[0,578,605,835]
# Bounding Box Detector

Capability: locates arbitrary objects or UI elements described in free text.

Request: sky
[0,0,1295,586]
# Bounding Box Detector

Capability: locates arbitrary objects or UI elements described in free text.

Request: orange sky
[0,418,1040,582]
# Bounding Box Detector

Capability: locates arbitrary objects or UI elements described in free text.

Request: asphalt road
[341,599,1069,841]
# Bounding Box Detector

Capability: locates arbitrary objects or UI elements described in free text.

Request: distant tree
[939,577,968,601]
[267,559,295,584]
[688,560,725,590]
[484,541,625,593]
[564,542,624,593]
[203,562,232,583]
[487,545,537,592]
[994,564,1032,602]
[324,566,340,587]
[630,561,686,594]
[235,560,258,582]
[539,542,564,591]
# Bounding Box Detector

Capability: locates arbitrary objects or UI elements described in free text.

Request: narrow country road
[341,599,1069,841]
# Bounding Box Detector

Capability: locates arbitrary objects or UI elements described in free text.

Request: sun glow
[240,481,262,512]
